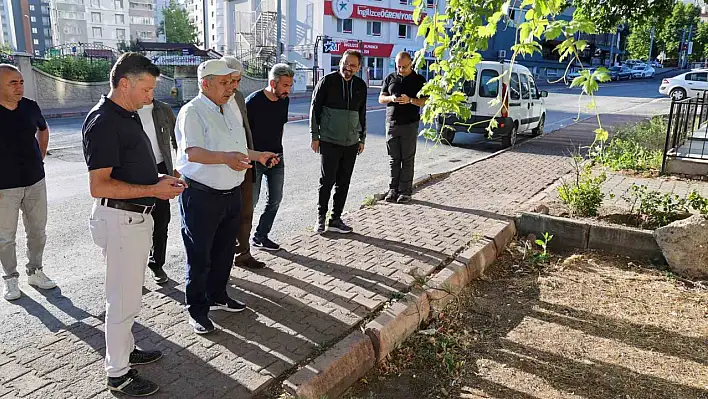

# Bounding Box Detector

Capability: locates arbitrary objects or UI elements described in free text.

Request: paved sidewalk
[0,114,642,399]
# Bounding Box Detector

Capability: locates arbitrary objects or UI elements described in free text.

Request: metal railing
[662,90,708,173]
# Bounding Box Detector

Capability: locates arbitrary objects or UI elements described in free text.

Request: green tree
[627,20,665,61]
[573,0,677,33]
[691,22,708,62]
[159,0,199,44]
[660,2,699,59]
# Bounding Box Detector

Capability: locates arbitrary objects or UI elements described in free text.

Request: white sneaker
[27,270,57,290]
[3,278,21,301]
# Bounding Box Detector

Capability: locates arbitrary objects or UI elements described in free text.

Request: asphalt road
[0,77,671,349]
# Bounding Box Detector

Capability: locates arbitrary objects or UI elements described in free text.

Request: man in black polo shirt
[0,64,57,302]
[244,63,294,251]
[379,51,428,203]
[82,53,185,397]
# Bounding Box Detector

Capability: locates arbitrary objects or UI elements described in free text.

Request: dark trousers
[253,160,285,239]
[148,162,170,272]
[179,184,242,319]
[318,141,359,220]
[234,169,253,262]
[386,122,418,196]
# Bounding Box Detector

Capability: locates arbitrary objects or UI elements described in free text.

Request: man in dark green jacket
[310,49,367,234]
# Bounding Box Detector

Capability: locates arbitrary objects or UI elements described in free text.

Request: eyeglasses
[342,62,360,69]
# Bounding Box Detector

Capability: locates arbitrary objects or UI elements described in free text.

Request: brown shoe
[234,256,266,269]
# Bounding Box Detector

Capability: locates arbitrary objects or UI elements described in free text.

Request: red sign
[329,39,395,57]
[325,1,422,24]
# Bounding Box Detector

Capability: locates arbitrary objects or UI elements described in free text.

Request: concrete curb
[516,212,665,263]
[282,220,517,399]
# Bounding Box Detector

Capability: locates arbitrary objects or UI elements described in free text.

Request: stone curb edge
[282,221,518,399]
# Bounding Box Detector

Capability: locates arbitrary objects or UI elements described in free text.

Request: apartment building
[129,0,156,41]
[1,0,52,55]
[52,0,88,45]
[184,0,221,49]
[154,0,168,41]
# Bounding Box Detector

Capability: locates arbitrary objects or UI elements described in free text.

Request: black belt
[184,177,240,195]
[99,198,154,214]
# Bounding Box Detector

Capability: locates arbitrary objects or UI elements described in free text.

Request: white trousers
[89,202,153,378]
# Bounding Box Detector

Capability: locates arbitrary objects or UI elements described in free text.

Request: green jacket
[310,71,368,146]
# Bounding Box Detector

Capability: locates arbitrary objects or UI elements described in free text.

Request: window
[510,73,521,100]
[331,55,341,72]
[32,27,38,34]
[399,0,411,4]
[114,0,123,8]
[45,38,52,47]
[519,74,530,99]
[337,19,352,34]
[462,80,474,96]
[507,7,523,27]
[116,28,125,39]
[545,68,558,77]
[29,4,35,10]
[30,16,36,22]
[91,0,99,7]
[41,5,49,13]
[94,41,103,45]
[33,39,39,45]
[367,57,384,80]
[131,16,154,24]
[479,69,499,97]
[138,31,151,38]
[529,74,538,99]
[115,14,124,23]
[366,21,381,36]
[91,12,101,22]
[34,50,40,56]
[93,27,102,37]
[687,72,708,82]
[427,0,434,7]
[42,16,49,24]
[398,24,411,39]
[44,28,50,36]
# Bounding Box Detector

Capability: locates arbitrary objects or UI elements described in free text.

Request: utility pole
[679,28,687,69]
[687,22,694,69]
[276,0,282,62]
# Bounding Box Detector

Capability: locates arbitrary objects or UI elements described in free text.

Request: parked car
[659,70,708,100]
[632,64,655,78]
[438,61,548,148]
[609,65,633,80]
[651,61,663,68]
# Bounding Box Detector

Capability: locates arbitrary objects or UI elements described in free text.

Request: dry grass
[342,241,708,399]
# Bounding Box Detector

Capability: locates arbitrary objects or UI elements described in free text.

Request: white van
[438,61,548,147]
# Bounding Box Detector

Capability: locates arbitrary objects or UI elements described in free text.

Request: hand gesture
[153,176,185,200]
[255,151,279,167]
[396,94,412,104]
[224,152,252,171]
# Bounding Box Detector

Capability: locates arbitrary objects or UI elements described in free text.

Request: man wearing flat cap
[174,59,279,334]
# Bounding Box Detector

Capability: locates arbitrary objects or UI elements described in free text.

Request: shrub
[34,56,111,82]
[592,116,666,172]
[558,154,606,217]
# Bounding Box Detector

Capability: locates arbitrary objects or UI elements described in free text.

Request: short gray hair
[269,63,295,84]
[220,56,243,76]
[0,64,20,74]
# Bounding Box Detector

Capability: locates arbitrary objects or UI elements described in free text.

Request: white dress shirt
[174,93,249,190]
[136,103,164,164]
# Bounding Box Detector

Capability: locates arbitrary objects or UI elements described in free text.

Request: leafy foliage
[34,56,111,82]
[558,154,606,217]
[591,116,666,172]
[572,0,676,33]
[159,0,200,44]
[659,2,700,59]
[622,185,697,229]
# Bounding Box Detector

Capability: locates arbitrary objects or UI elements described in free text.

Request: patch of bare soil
[342,243,708,399]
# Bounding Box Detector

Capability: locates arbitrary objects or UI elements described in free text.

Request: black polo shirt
[82,96,158,206]
[0,98,47,190]
[245,90,289,154]
[381,71,426,126]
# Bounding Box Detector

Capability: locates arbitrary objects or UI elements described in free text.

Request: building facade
[1,0,52,55]
[129,0,156,41]
[51,0,88,46]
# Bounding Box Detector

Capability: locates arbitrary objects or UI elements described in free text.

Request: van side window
[519,74,530,99]
[463,80,475,96]
[479,69,499,98]
[528,75,539,99]
[510,73,521,100]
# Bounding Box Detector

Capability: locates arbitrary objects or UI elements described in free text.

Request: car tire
[502,123,518,148]
[531,114,544,136]
[440,126,455,145]
[670,88,687,101]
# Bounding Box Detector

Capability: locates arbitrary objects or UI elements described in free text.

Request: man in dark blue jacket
[309,49,367,234]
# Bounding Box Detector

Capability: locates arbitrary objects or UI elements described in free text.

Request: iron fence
[662,90,708,173]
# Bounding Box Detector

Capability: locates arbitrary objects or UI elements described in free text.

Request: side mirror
[540,90,548,98]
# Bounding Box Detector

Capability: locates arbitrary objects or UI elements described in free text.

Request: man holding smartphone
[244,63,294,251]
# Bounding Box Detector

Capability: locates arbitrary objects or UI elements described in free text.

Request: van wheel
[531,115,545,136]
[502,124,518,148]
[440,126,456,145]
